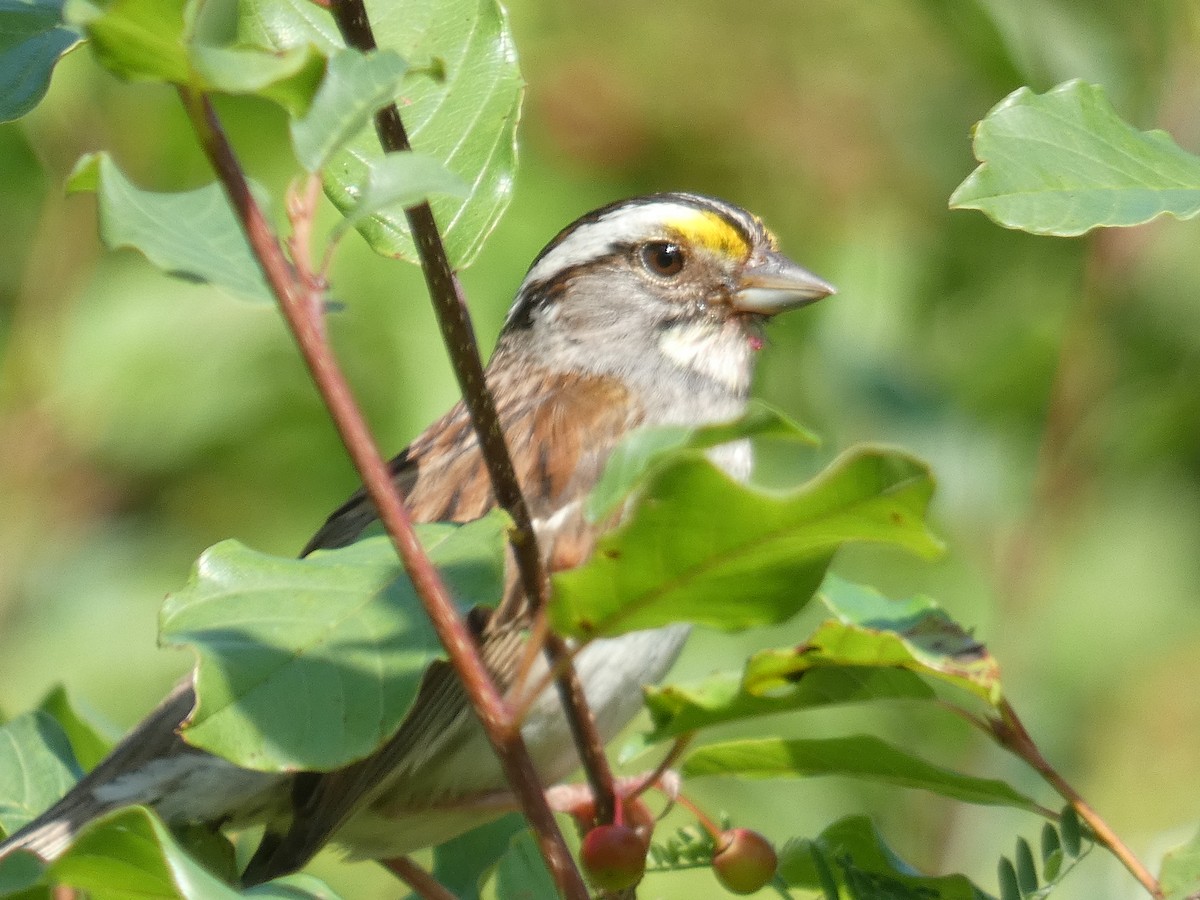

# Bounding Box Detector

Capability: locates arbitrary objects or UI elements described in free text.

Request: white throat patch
[658,321,750,393]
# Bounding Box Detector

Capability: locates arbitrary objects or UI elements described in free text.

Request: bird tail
[0,680,199,863]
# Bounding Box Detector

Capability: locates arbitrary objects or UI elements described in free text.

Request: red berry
[712,828,777,894]
[580,823,647,892]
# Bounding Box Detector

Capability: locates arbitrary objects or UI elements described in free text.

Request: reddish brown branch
[381,856,459,900]
[329,0,546,615]
[989,700,1163,899]
[327,0,618,831]
[176,86,586,899]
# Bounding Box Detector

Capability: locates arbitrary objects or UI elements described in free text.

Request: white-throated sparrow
[0,193,834,882]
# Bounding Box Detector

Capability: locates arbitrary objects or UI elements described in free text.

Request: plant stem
[627,734,694,802]
[990,700,1163,899]
[326,0,619,830]
[176,86,587,900]
[381,856,459,900]
[672,792,724,843]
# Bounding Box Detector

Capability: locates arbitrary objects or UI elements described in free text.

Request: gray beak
[734,251,836,316]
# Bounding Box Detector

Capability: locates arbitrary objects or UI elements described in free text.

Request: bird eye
[641,241,685,277]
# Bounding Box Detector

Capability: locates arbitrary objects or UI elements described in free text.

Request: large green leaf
[0,712,81,838]
[551,445,943,639]
[36,687,113,773]
[245,873,344,899]
[5,806,341,898]
[67,0,190,83]
[66,152,271,303]
[0,850,45,897]
[189,42,324,116]
[241,0,522,266]
[951,80,1200,235]
[48,807,242,898]
[290,48,409,172]
[778,815,992,900]
[493,831,557,900]
[432,814,525,900]
[160,513,507,771]
[0,0,81,122]
[69,0,325,107]
[681,736,1043,813]
[335,151,468,235]
[746,577,1002,706]
[644,665,932,743]
[644,577,998,741]
[586,401,819,523]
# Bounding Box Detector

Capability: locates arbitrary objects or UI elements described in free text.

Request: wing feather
[243,361,641,881]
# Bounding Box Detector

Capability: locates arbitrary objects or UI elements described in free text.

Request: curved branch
[327,0,619,830]
[176,86,587,899]
[989,700,1163,899]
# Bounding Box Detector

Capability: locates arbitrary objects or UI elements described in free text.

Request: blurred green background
[2,0,1199,896]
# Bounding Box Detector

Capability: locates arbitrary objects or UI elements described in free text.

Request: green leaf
[494,830,557,900]
[1059,806,1082,857]
[290,48,408,172]
[551,445,943,639]
[0,712,81,838]
[37,687,113,772]
[432,814,525,900]
[237,0,338,53]
[160,512,507,771]
[0,850,45,896]
[644,665,932,743]
[334,151,468,236]
[245,873,344,899]
[1039,822,1062,881]
[778,816,991,900]
[47,806,240,899]
[9,807,337,897]
[1161,826,1200,900]
[0,0,82,123]
[998,857,1020,900]
[681,736,1044,813]
[64,0,326,108]
[806,843,838,900]
[242,0,522,266]
[744,577,1002,706]
[67,0,190,83]
[951,80,1200,235]
[995,822,1089,900]
[189,42,325,116]
[66,152,271,302]
[1014,837,1037,895]
[586,401,819,523]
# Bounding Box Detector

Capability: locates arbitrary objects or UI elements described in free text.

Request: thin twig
[326,0,545,611]
[176,86,587,899]
[380,856,459,900]
[672,792,724,842]
[988,700,1163,899]
[544,632,618,824]
[326,0,619,829]
[627,734,694,802]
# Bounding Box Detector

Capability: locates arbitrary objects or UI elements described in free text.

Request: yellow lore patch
[665,210,751,260]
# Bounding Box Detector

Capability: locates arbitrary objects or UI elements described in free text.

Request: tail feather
[0,679,200,862]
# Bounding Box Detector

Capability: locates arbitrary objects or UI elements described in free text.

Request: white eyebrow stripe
[521,201,717,287]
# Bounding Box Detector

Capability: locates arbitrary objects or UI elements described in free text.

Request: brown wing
[242,360,641,882]
[303,360,634,569]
